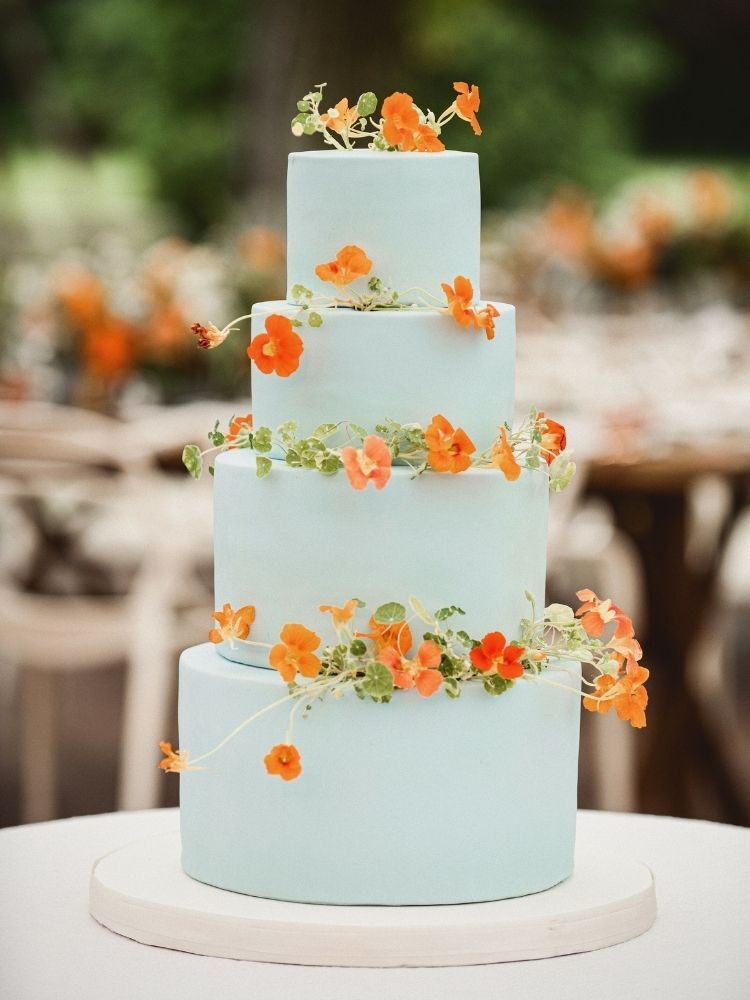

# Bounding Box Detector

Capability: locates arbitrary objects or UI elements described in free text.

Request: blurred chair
[0,405,213,821]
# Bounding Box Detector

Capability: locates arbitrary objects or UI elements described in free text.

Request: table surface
[1,809,748,1000]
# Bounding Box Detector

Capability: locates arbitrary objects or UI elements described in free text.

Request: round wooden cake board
[89,833,656,967]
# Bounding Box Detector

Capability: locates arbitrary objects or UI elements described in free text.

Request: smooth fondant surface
[250,301,515,453]
[179,644,581,905]
[286,151,480,304]
[212,456,548,668]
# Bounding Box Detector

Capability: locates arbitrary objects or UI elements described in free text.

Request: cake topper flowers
[291,82,481,152]
[159,587,647,782]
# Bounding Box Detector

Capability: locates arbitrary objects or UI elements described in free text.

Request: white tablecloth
[1,809,748,999]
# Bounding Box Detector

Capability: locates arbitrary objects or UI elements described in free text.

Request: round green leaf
[357,92,377,117]
[373,601,406,625]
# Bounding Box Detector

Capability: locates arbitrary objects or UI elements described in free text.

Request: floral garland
[190,243,501,384]
[182,408,575,492]
[290,82,481,152]
[159,589,648,782]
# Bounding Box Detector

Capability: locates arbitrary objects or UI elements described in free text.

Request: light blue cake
[178,147,582,905]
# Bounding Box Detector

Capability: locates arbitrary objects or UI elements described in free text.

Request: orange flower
[538,412,567,464]
[247,313,304,377]
[381,91,421,150]
[209,603,256,644]
[453,82,482,136]
[225,413,253,447]
[491,427,521,482]
[158,741,191,773]
[608,634,643,677]
[340,435,392,491]
[81,318,136,382]
[413,122,445,153]
[575,589,634,639]
[378,640,443,697]
[319,598,359,629]
[583,667,649,728]
[425,414,476,474]
[475,303,500,341]
[470,632,525,679]
[441,276,476,327]
[314,244,372,287]
[357,616,413,656]
[320,97,359,135]
[264,743,302,781]
[269,623,322,683]
[191,321,227,349]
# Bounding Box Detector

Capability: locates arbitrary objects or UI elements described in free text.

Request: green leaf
[182,444,203,479]
[349,639,367,656]
[373,601,406,625]
[255,456,272,478]
[357,91,377,117]
[253,427,273,453]
[444,677,461,699]
[300,450,318,470]
[285,449,301,466]
[312,423,337,440]
[290,283,312,302]
[291,113,308,126]
[456,630,478,648]
[308,311,323,328]
[349,423,367,440]
[435,606,466,622]
[318,454,340,475]
[276,419,298,444]
[483,674,514,696]
[297,100,310,112]
[361,661,394,699]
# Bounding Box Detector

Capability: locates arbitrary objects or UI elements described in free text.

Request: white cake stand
[89,833,656,967]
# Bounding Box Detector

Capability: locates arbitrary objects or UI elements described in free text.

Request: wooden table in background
[588,447,750,824]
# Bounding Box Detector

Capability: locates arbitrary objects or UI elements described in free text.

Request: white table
[1,809,748,999]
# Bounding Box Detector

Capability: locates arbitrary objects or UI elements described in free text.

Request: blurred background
[1,0,749,828]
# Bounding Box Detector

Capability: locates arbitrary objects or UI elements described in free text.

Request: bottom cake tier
[178,643,582,906]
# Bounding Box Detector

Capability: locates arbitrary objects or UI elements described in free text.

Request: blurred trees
[0,0,743,234]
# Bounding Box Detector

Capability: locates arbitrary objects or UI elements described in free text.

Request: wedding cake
[164,84,648,907]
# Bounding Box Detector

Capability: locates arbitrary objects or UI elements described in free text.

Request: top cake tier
[286,151,480,305]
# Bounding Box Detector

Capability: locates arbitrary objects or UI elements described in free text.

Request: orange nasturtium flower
[158,741,191,773]
[319,598,359,629]
[209,603,256,644]
[314,244,373,286]
[357,616,413,656]
[583,667,649,729]
[475,303,500,341]
[575,589,634,639]
[381,91,421,150]
[320,97,359,135]
[453,82,482,136]
[264,743,302,781]
[191,321,227,350]
[470,632,525,679]
[340,435,392,491]
[441,277,499,340]
[378,640,443,697]
[413,122,445,153]
[247,313,304,377]
[492,427,521,482]
[269,623,322,683]
[537,411,567,464]
[425,414,476,474]
[225,412,253,447]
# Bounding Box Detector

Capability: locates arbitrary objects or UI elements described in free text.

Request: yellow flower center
[356,450,377,476]
[262,339,278,357]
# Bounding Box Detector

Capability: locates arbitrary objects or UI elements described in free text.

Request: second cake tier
[213,453,548,668]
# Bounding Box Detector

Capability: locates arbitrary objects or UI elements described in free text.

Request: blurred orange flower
[575,589,633,639]
[381,91,421,150]
[453,82,482,136]
[319,598,359,629]
[470,632,525,679]
[209,603,256,644]
[237,226,285,270]
[357,616,413,656]
[247,313,304,377]
[269,623,321,683]
[425,414,475,473]
[81,318,136,382]
[55,264,107,327]
[537,412,567,464]
[320,97,359,135]
[314,244,373,286]
[264,743,302,781]
[691,170,732,227]
[491,427,521,482]
[583,667,648,728]
[340,435,392,491]
[158,741,191,773]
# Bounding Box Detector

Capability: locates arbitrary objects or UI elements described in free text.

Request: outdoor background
[1,0,749,827]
